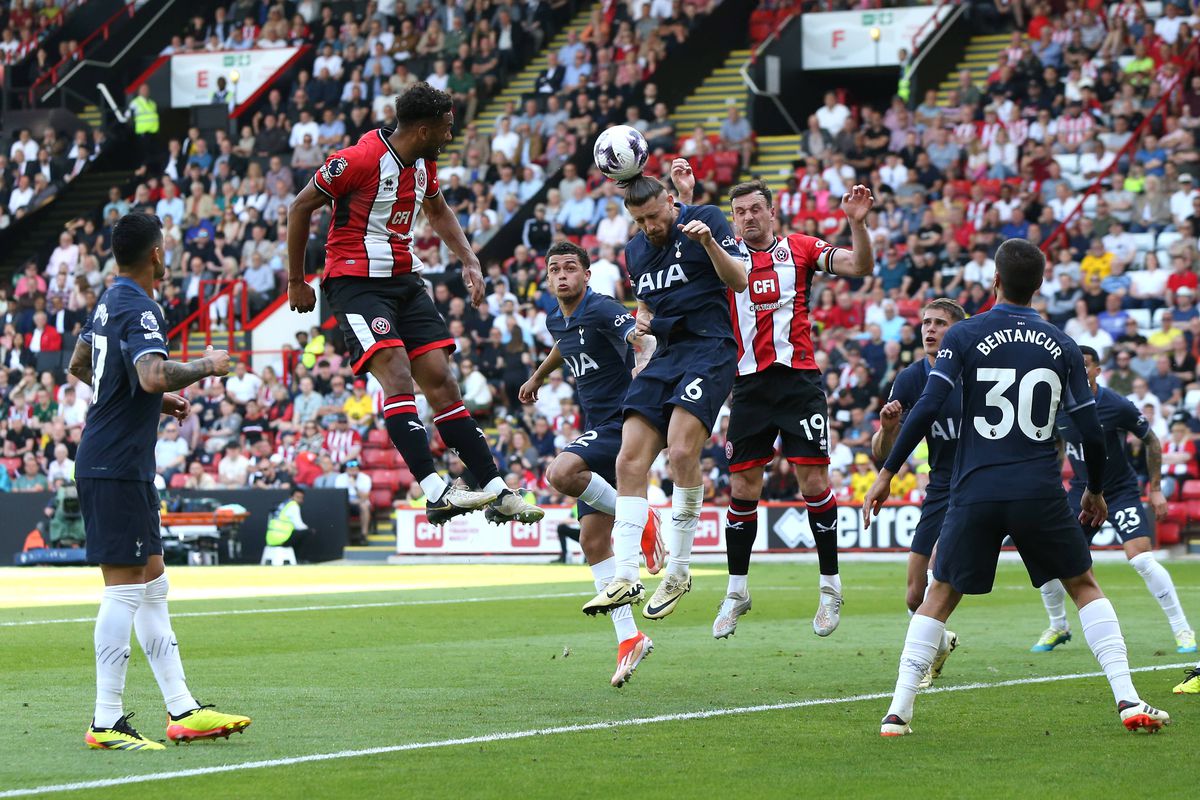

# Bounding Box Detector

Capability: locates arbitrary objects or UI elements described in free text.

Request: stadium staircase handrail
[740,9,802,135]
[169,278,248,360]
[27,0,138,105]
[1041,37,1200,254]
[910,0,962,56]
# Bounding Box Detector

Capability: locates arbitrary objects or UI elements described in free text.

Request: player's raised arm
[424,190,486,308]
[679,209,749,292]
[828,185,875,278]
[872,399,904,462]
[519,343,565,404]
[670,158,695,205]
[286,180,330,313]
[135,346,233,394]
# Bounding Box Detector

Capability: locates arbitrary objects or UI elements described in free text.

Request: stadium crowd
[4,0,1200,531]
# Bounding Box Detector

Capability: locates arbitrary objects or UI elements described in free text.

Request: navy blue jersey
[888,357,962,492]
[546,288,637,428]
[885,303,1095,502]
[624,203,747,344]
[1057,386,1148,496]
[75,277,169,482]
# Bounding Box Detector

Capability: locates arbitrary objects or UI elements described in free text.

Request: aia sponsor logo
[414,515,443,548]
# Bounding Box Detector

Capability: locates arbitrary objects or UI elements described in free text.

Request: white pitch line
[1,661,1190,799]
[0,592,592,628]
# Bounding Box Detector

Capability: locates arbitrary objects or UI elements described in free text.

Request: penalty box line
[1,661,1191,798]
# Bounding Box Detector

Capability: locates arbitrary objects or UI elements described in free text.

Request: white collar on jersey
[378,129,407,168]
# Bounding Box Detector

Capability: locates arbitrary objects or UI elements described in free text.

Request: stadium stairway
[668,49,752,137]
[6,170,128,269]
[936,32,1010,106]
[738,134,801,200]
[344,532,397,563]
[448,3,597,154]
[78,104,103,131]
[171,329,251,360]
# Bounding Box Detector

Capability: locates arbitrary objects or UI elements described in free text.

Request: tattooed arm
[68,337,92,383]
[135,347,233,394]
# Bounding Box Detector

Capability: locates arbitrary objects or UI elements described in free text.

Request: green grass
[3,561,1198,798]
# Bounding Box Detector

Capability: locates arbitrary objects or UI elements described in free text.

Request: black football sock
[433,402,503,490]
[725,496,758,576]
[804,488,839,576]
[383,394,439,488]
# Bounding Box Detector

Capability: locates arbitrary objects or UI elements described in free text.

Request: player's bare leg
[1061,570,1171,732]
[583,414,665,615]
[796,465,842,635]
[579,515,653,687]
[368,347,497,524]
[881,578,963,736]
[715,467,761,638]
[1123,536,1194,653]
[547,452,663,574]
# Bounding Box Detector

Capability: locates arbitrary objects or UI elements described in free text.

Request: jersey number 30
[975,367,1062,441]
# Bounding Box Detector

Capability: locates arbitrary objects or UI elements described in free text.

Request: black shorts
[79,478,163,566]
[623,336,737,435]
[323,274,454,376]
[1067,485,1152,544]
[911,486,949,557]
[728,366,829,472]
[932,496,1093,594]
[561,419,622,518]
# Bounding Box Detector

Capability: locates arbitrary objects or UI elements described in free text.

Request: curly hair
[545,240,590,269]
[394,82,453,125]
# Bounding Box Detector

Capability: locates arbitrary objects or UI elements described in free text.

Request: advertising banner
[801,7,951,70]
[169,47,300,108]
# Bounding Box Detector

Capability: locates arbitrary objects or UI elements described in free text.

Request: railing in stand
[169,279,248,360]
[741,9,803,135]
[27,1,137,105]
[910,0,961,56]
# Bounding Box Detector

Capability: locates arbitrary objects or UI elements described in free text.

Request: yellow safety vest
[898,63,912,104]
[265,500,298,546]
[131,96,159,135]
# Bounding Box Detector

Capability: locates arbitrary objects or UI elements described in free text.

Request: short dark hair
[622,175,666,208]
[1078,345,1100,363]
[545,240,590,269]
[923,298,966,322]
[994,238,1045,305]
[111,212,162,268]
[729,180,773,209]
[395,82,453,125]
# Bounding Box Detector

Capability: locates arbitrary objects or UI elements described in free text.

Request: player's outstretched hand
[518,376,543,405]
[879,399,902,431]
[635,308,654,339]
[862,469,892,526]
[205,346,233,378]
[288,279,316,313]
[670,158,695,200]
[1148,488,1169,520]
[463,261,486,308]
[678,219,713,247]
[841,184,875,223]
[1079,488,1108,528]
[162,392,190,421]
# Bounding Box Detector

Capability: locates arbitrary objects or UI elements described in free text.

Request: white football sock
[1040,579,1069,631]
[94,583,145,728]
[613,496,648,582]
[886,614,944,722]
[1079,598,1139,703]
[819,573,842,594]
[484,476,510,495]
[727,574,748,596]
[419,474,448,502]
[134,574,197,717]
[1129,552,1191,634]
[579,473,618,516]
[591,557,637,642]
[666,485,702,578]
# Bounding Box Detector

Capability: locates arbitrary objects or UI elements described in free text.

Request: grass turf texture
[2,561,1197,799]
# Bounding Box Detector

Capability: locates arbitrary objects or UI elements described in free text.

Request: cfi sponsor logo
[371,317,391,335]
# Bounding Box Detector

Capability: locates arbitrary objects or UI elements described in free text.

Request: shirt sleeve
[312,145,365,200]
[598,297,638,344]
[698,205,749,265]
[1113,393,1151,439]
[79,307,94,345]
[122,301,169,370]
[788,232,840,275]
[424,160,440,198]
[928,324,966,387]
[887,365,917,412]
[1061,339,1095,413]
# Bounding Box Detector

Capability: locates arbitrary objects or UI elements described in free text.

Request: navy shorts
[932,496,1093,594]
[1067,485,1152,544]
[79,478,163,566]
[623,336,737,435]
[911,487,949,557]
[562,419,622,518]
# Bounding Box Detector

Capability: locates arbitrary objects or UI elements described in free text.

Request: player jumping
[872,298,965,686]
[1035,345,1195,655]
[68,212,250,750]
[582,172,749,620]
[675,164,875,638]
[519,241,664,686]
[287,82,541,525]
[866,238,1170,736]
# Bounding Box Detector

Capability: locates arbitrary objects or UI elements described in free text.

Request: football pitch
[2,560,1197,798]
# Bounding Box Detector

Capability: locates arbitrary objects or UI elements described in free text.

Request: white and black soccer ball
[593,124,649,183]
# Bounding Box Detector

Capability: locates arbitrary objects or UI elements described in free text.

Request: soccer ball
[594,125,649,183]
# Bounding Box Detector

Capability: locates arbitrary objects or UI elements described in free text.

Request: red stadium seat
[580,234,600,252]
[1185,500,1200,523]
[714,164,735,185]
[0,457,20,477]
[1182,480,1200,500]
[369,469,401,491]
[1166,501,1191,525]
[366,428,391,449]
[362,448,398,469]
[393,466,414,490]
[169,473,189,489]
[370,488,395,511]
[1157,522,1181,545]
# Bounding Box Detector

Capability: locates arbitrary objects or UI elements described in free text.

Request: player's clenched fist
[288,279,316,313]
[678,219,713,247]
[879,399,903,431]
[204,346,233,377]
[518,375,543,404]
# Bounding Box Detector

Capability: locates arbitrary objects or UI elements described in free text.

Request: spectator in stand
[335,459,372,545]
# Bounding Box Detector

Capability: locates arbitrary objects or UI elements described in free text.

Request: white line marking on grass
[0,592,591,628]
[2,661,1190,798]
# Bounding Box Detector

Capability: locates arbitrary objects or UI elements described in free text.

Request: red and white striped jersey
[323,428,362,463]
[313,129,440,280]
[729,234,837,376]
